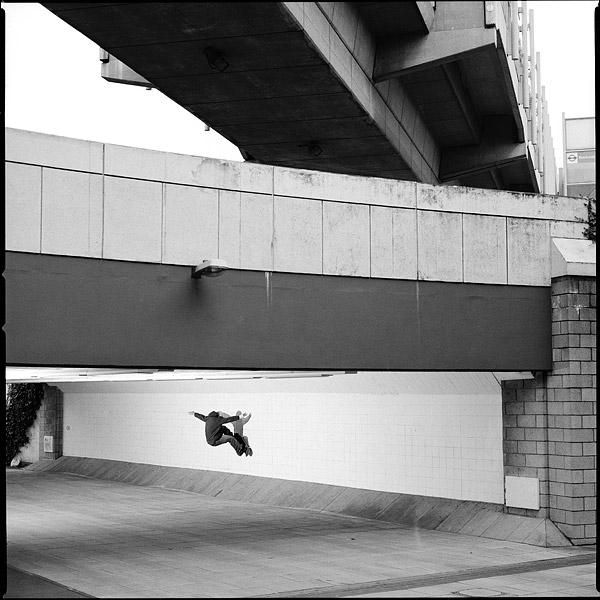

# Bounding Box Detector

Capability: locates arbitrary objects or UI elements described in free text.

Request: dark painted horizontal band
[5,252,552,371]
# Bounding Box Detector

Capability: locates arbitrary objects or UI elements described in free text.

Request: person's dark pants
[211,426,246,455]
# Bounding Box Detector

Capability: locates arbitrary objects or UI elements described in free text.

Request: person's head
[208,410,220,417]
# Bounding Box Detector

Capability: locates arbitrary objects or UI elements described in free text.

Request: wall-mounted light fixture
[191,259,230,279]
[204,46,229,72]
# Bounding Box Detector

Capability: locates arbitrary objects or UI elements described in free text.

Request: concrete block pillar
[546,274,596,544]
[38,384,64,460]
[501,238,596,545]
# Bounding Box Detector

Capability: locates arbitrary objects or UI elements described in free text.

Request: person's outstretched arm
[188,411,207,422]
[220,414,240,424]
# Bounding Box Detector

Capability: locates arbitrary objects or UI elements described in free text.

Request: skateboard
[234,411,253,457]
[224,411,253,456]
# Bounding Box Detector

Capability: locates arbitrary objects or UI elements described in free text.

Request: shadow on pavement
[4,566,94,599]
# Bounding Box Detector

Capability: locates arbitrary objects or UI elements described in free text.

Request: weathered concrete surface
[5,129,587,286]
[26,456,572,547]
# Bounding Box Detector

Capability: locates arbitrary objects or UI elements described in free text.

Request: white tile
[162,184,219,265]
[5,162,42,253]
[61,373,505,503]
[103,176,163,262]
[41,169,103,258]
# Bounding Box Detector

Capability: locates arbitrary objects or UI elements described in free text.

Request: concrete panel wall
[41,169,104,258]
[417,210,463,281]
[5,128,587,287]
[507,219,551,286]
[463,214,507,284]
[163,184,219,266]
[103,177,163,263]
[370,206,418,279]
[274,195,323,274]
[323,201,370,276]
[218,190,242,268]
[5,128,103,173]
[5,162,41,253]
[241,192,274,271]
[59,372,504,504]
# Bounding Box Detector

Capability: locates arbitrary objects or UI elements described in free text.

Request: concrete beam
[439,140,526,181]
[5,251,552,371]
[415,1,436,31]
[374,27,497,81]
[100,50,154,88]
[551,238,596,279]
[439,116,526,181]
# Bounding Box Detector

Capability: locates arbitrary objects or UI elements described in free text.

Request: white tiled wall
[60,372,504,503]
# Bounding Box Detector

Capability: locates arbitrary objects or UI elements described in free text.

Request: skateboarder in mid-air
[188,410,253,457]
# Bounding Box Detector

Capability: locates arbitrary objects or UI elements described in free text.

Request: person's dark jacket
[194,411,240,445]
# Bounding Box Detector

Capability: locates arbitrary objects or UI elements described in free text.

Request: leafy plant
[5,383,44,466]
[577,196,596,243]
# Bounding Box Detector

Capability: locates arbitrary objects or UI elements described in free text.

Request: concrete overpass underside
[42,1,538,192]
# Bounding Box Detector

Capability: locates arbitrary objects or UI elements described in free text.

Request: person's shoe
[243,436,253,457]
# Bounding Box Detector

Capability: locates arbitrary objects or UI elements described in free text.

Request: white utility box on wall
[505,475,540,510]
[43,435,54,453]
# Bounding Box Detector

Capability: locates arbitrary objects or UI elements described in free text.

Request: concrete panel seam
[39,167,43,252]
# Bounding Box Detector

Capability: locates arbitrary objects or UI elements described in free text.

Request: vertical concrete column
[501,238,596,545]
[38,384,64,460]
[502,373,550,517]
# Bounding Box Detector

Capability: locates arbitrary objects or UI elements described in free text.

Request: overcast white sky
[3,1,596,166]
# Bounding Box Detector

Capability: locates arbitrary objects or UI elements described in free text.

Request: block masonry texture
[502,275,596,545]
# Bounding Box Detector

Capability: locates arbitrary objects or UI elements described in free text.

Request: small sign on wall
[505,475,539,510]
[43,436,54,453]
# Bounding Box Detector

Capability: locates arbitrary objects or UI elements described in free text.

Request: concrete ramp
[27,457,570,548]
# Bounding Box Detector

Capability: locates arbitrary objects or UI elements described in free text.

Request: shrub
[5,383,44,466]
[577,196,596,243]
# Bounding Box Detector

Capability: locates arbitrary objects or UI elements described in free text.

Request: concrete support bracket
[374,28,497,81]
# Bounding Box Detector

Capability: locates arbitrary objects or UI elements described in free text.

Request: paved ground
[5,468,598,598]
